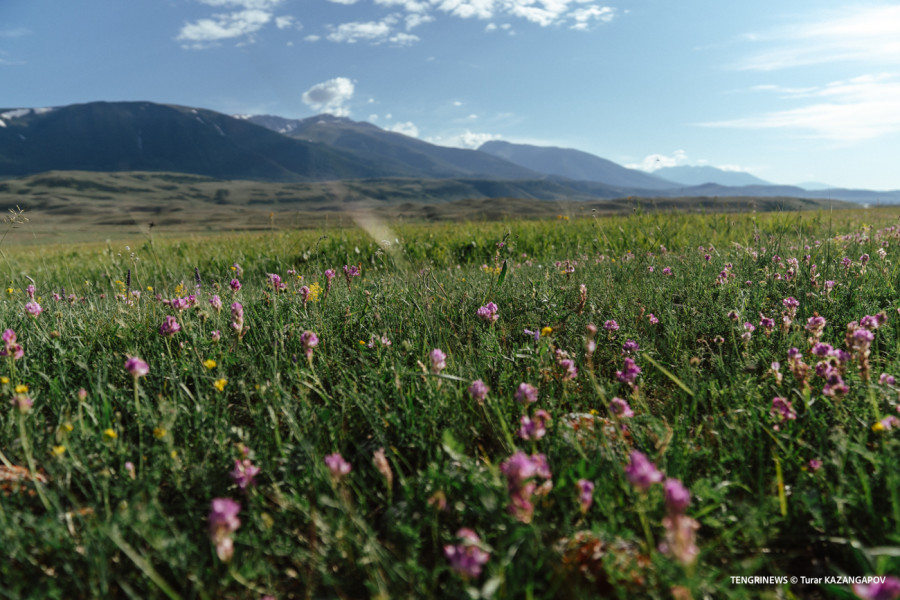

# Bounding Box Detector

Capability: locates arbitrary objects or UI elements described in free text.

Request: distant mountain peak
[652,165,770,187]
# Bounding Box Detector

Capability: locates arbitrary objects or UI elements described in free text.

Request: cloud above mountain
[302,77,355,116]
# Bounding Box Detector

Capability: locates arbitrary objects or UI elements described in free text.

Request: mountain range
[1,101,898,205]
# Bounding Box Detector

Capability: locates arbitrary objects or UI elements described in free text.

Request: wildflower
[299,285,310,305]
[664,478,691,514]
[603,320,619,332]
[468,379,489,403]
[0,329,23,360]
[616,357,641,386]
[24,302,42,318]
[805,316,827,339]
[77,388,87,401]
[211,330,221,343]
[25,284,35,298]
[514,382,538,404]
[873,416,900,432]
[104,428,118,440]
[759,314,775,336]
[808,459,823,472]
[230,459,261,490]
[203,359,217,370]
[660,513,700,566]
[231,302,246,338]
[50,444,65,456]
[153,427,166,439]
[372,447,393,488]
[208,498,241,562]
[621,339,640,355]
[429,348,446,374]
[12,394,33,414]
[231,263,243,277]
[300,331,319,360]
[541,326,553,337]
[324,452,351,480]
[558,357,578,381]
[475,302,499,323]
[342,264,360,290]
[662,267,672,276]
[500,451,552,523]
[170,297,189,311]
[518,409,551,440]
[880,373,896,385]
[770,396,797,430]
[648,313,659,324]
[576,479,594,513]
[852,576,900,600]
[213,378,227,392]
[125,356,149,378]
[159,315,181,337]
[125,461,136,479]
[609,397,634,418]
[444,528,490,579]
[267,273,284,290]
[209,295,223,312]
[15,384,27,394]
[230,279,241,293]
[624,451,663,492]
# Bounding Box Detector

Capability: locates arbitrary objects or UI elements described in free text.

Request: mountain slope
[240,114,539,180]
[477,140,676,190]
[653,165,770,187]
[0,102,393,181]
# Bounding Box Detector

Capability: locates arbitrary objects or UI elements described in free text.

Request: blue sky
[2,0,900,189]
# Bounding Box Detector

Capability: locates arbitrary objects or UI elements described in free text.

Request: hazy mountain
[0,102,406,181]
[239,114,538,180]
[653,165,770,187]
[477,140,676,190]
[795,181,834,191]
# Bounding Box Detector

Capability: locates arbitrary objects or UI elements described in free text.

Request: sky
[2,0,900,190]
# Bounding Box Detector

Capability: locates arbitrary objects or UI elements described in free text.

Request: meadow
[1,206,899,599]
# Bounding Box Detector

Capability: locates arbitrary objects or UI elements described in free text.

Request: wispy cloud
[326,16,420,45]
[0,28,31,38]
[738,5,900,71]
[703,73,900,142]
[177,0,285,48]
[302,77,355,116]
[387,121,420,137]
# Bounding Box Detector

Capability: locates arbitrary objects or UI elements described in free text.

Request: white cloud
[275,16,299,29]
[375,0,430,12]
[738,6,900,71]
[304,34,321,42]
[328,0,360,4]
[326,15,420,45]
[428,130,502,148]
[626,150,688,171]
[703,73,900,142]
[387,121,420,137]
[198,0,282,8]
[570,6,613,30]
[404,13,435,30]
[177,8,273,47]
[302,77,355,116]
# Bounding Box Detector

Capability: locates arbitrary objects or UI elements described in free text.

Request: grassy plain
[0,205,899,599]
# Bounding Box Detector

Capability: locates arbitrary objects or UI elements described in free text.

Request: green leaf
[497,259,508,287]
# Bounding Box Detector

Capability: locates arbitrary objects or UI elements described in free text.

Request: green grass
[1,208,899,599]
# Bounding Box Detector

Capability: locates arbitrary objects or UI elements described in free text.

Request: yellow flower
[51,445,66,456]
[174,282,185,296]
[0,376,9,385]
[308,282,322,302]
[170,450,178,459]
[61,423,74,433]
[153,427,167,439]
[15,384,28,394]
[146,286,153,292]
[6,288,12,294]
[213,378,227,392]
[541,326,553,337]
[103,428,118,440]
[203,359,217,370]
[873,422,886,432]
[359,340,366,345]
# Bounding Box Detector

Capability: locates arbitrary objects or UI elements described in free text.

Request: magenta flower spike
[624,451,663,492]
[124,356,149,378]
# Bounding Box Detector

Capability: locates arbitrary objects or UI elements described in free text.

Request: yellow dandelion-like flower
[153,427,167,439]
[61,423,74,433]
[170,450,178,459]
[0,376,9,385]
[103,428,118,440]
[589,409,599,416]
[6,288,13,294]
[15,384,28,394]
[51,445,66,456]
[203,359,217,370]
[147,286,153,292]
[541,326,553,337]
[174,282,185,296]
[214,378,227,392]
[872,422,886,432]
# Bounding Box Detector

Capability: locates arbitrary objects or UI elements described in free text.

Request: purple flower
[853,576,900,600]
[616,357,642,386]
[24,302,42,318]
[500,451,552,523]
[0,329,23,360]
[159,315,181,337]
[609,397,634,418]
[808,459,823,472]
[124,356,149,378]
[621,339,640,355]
[624,451,663,492]
[475,302,499,323]
[660,513,700,566]
[429,348,447,374]
[208,498,241,562]
[603,320,619,332]
[558,358,578,381]
[324,452,351,479]
[662,267,672,276]
[880,373,896,386]
[211,330,221,343]
[230,459,260,490]
[231,302,245,337]
[25,284,35,299]
[771,396,797,430]
[444,528,490,579]
[170,297,189,311]
[518,409,551,441]
[209,295,223,312]
[648,313,659,325]
[299,286,310,303]
[300,331,319,360]
[229,278,241,293]
[468,379,489,403]
[514,382,538,404]
[664,478,691,514]
[576,479,594,514]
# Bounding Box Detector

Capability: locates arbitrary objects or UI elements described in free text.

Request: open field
[1,208,899,598]
[0,170,855,243]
